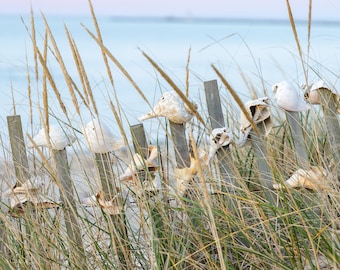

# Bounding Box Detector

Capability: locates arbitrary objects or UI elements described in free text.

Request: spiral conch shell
[120,145,158,181]
[237,97,273,147]
[304,80,340,114]
[139,91,197,124]
[208,127,233,159]
[174,149,208,195]
[272,81,310,112]
[273,166,330,191]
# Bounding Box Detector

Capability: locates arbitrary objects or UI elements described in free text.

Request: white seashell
[82,119,124,153]
[272,81,310,112]
[237,97,273,146]
[120,145,158,181]
[4,175,59,217]
[304,80,340,113]
[138,91,197,124]
[174,153,208,195]
[9,194,58,209]
[8,197,60,217]
[80,190,122,215]
[273,166,329,190]
[3,177,45,197]
[208,127,233,159]
[308,80,339,95]
[27,125,76,150]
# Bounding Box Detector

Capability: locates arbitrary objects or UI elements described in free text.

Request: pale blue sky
[0,0,340,20]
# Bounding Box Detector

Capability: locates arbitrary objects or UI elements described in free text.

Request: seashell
[272,81,310,112]
[304,80,340,113]
[27,125,76,150]
[273,166,329,190]
[4,175,59,217]
[174,152,208,195]
[82,119,124,153]
[8,198,60,218]
[208,127,233,159]
[237,97,273,146]
[80,190,122,215]
[196,148,209,167]
[3,177,45,197]
[139,91,197,124]
[120,145,159,181]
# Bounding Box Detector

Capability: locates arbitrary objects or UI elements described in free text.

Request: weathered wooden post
[7,115,30,185]
[53,149,88,269]
[249,131,275,191]
[169,122,190,169]
[3,115,30,257]
[240,97,276,204]
[130,123,149,158]
[7,115,48,268]
[204,80,235,188]
[285,112,309,169]
[169,119,200,269]
[204,80,248,267]
[82,118,131,269]
[130,123,169,268]
[94,152,131,269]
[7,116,59,268]
[319,88,340,171]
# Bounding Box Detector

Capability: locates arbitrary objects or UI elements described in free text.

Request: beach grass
[0,1,339,269]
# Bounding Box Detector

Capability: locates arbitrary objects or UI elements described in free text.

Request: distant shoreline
[107,16,340,26]
[1,13,340,25]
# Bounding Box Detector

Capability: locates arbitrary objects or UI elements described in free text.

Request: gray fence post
[94,151,131,269]
[204,80,235,187]
[286,111,309,169]
[7,115,30,186]
[319,88,340,172]
[3,115,30,259]
[130,123,170,268]
[53,149,88,269]
[169,122,190,169]
[249,131,276,204]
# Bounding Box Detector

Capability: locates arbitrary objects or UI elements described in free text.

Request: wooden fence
[0,79,339,269]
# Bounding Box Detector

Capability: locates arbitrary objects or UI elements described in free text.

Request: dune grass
[0,1,339,269]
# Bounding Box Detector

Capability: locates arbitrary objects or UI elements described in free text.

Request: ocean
[0,14,339,147]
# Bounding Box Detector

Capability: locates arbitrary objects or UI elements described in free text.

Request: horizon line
[2,13,340,25]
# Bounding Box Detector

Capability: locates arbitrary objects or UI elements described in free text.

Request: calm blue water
[0,15,340,146]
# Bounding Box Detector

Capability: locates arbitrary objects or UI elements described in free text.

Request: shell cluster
[27,119,124,154]
[3,176,59,217]
[23,79,336,202]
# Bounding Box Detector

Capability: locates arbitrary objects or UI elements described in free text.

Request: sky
[1,0,340,21]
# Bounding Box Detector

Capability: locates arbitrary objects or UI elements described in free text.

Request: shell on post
[138,91,197,124]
